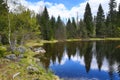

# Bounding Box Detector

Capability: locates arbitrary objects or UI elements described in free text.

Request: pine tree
[0,0,7,31]
[77,19,87,38]
[37,6,50,40]
[55,16,65,40]
[66,18,77,39]
[71,18,77,38]
[119,4,120,14]
[96,4,106,37]
[107,0,117,37]
[66,18,72,38]
[116,4,120,36]
[0,0,8,44]
[49,16,56,40]
[84,3,94,37]
[117,4,120,27]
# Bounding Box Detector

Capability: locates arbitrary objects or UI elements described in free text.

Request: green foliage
[84,3,94,37]
[116,4,120,36]
[0,0,8,44]
[96,4,106,37]
[66,18,72,38]
[1,0,120,43]
[66,18,77,39]
[106,0,117,37]
[0,46,6,57]
[55,16,66,40]
[0,49,59,80]
[8,9,40,45]
[37,6,50,40]
[49,16,56,40]
[78,19,87,38]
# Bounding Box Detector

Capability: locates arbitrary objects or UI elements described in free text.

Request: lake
[40,41,120,80]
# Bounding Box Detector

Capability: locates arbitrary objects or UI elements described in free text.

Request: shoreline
[26,38,120,47]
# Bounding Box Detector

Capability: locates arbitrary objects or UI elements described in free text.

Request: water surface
[40,41,120,80]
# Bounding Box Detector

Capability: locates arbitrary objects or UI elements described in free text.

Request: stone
[5,54,17,60]
[34,58,40,62]
[18,54,24,58]
[33,47,46,54]
[17,46,26,54]
[27,66,39,74]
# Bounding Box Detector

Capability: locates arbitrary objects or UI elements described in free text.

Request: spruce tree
[66,18,72,38]
[71,18,77,38]
[49,16,56,40]
[66,18,77,39]
[96,4,106,37]
[0,0,8,44]
[37,6,50,40]
[107,0,117,37]
[0,0,7,31]
[83,3,94,37]
[116,4,120,36]
[77,19,87,38]
[55,16,65,40]
[117,4,120,27]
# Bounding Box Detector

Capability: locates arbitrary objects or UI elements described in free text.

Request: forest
[0,0,120,45]
[0,0,120,79]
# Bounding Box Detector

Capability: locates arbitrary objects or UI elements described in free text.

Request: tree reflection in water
[38,41,120,80]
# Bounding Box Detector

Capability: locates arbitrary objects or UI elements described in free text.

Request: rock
[18,54,24,58]
[54,76,60,80]
[5,54,17,60]
[33,47,46,54]
[0,59,10,64]
[27,65,39,74]
[17,46,26,54]
[34,58,40,62]
[5,53,25,61]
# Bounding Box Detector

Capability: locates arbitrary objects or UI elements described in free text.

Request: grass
[0,48,59,80]
[26,38,120,47]
[66,38,120,42]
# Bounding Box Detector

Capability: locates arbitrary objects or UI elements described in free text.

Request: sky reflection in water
[42,41,120,80]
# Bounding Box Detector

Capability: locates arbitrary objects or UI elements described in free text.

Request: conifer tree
[49,16,56,40]
[77,19,87,38]
[116,4,120,36]
[84,3,94,37]
[71,18,77,38]
[117,4,120,27]
[107,0,117,37]
[96,4,106,37]
[66,18,72,38]
[0,0,8,44]
[37,6,50,40]
[55,16,65,40]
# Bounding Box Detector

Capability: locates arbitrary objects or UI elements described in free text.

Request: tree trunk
[8,14,16,52]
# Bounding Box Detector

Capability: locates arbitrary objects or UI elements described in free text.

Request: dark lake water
[40,41,120,80]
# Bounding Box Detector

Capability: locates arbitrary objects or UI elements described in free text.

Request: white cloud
[8,0,120,20]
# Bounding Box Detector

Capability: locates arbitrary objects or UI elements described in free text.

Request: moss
[0,46,7,57]
[0,48,60,80]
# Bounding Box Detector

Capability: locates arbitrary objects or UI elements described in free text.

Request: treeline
[0,0,40,51]
[0,0,120,45]
[37,0,120,40]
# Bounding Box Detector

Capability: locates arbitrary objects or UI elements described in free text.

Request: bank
[26,38,120,46]
[0,46,60,80]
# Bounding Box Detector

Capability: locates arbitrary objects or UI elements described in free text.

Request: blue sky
[26,0,85,10]
[9,0,120,20]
